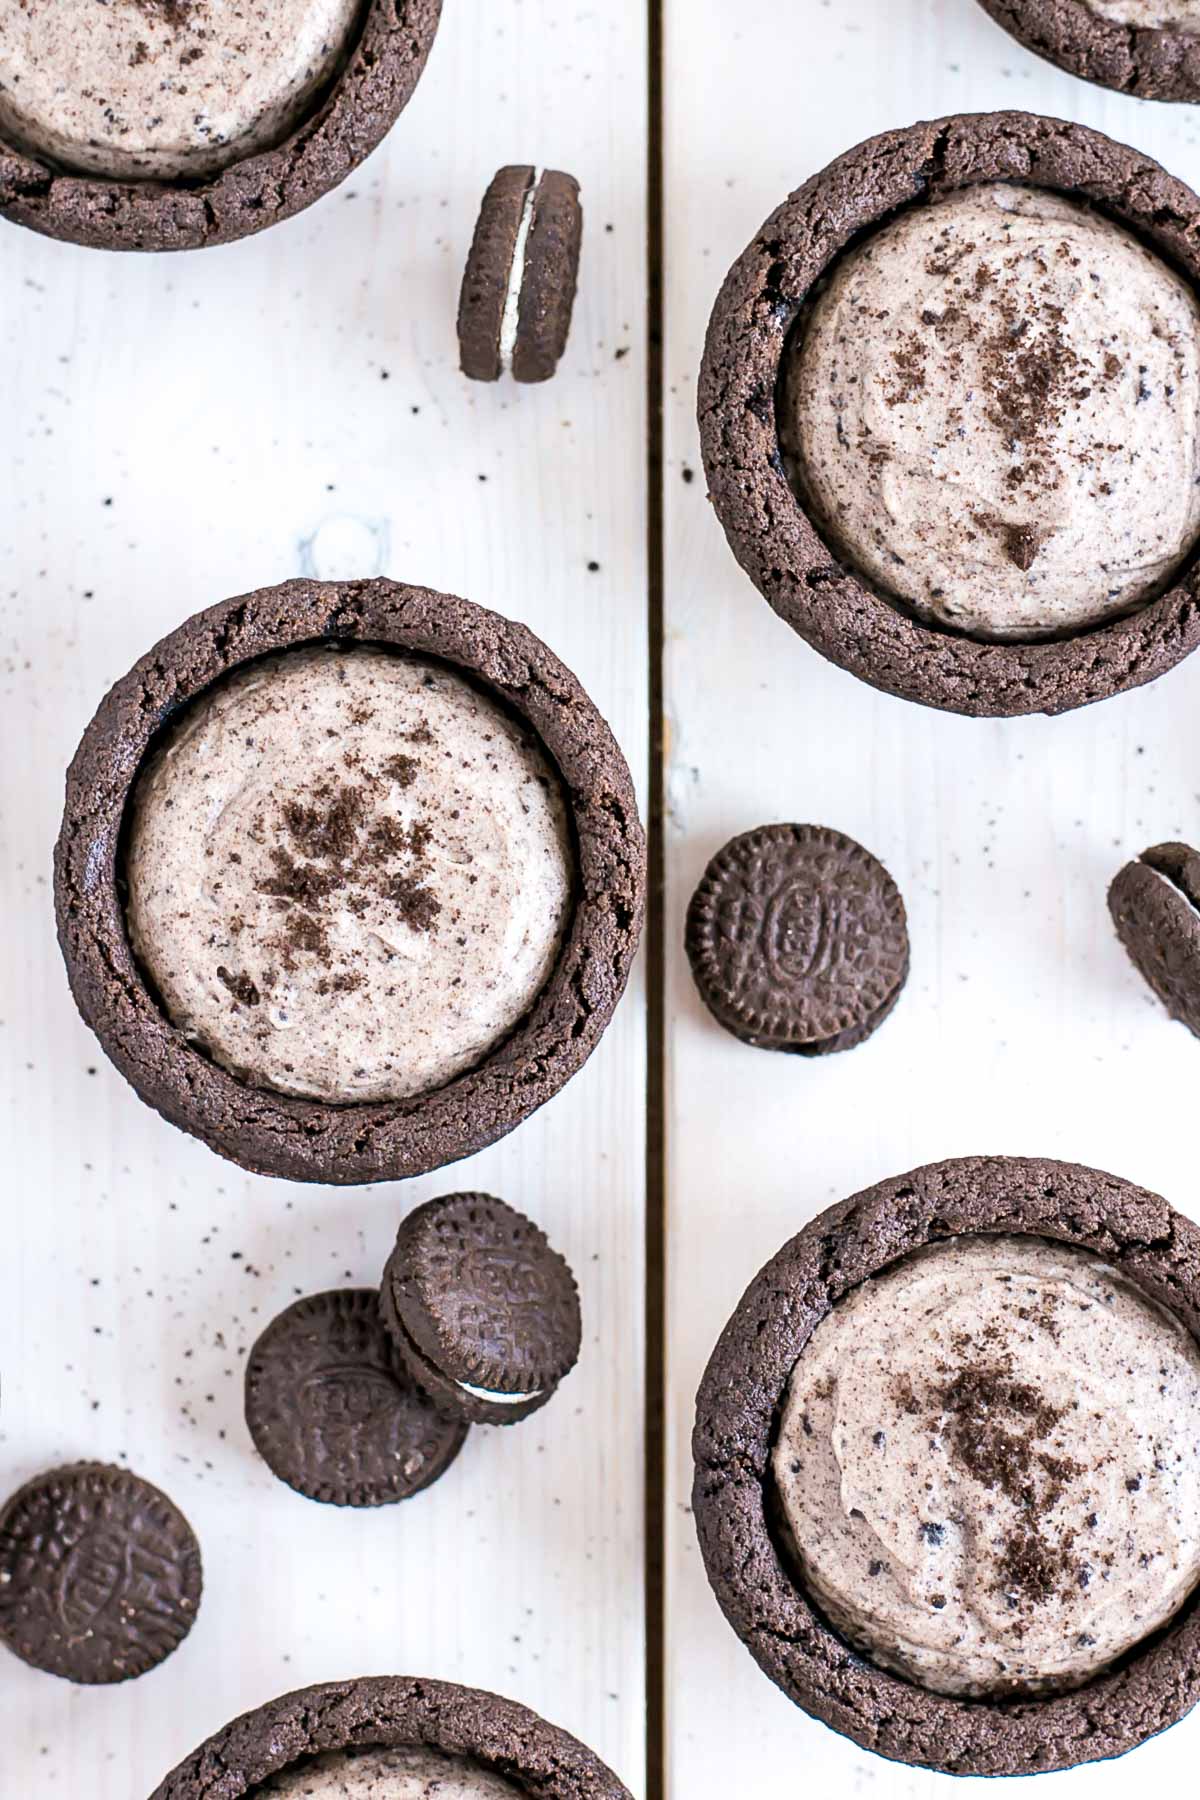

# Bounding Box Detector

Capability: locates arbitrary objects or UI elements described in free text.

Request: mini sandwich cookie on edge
[381,1193,582,1424]
[458,166,583,383]
[1110,841,1200,1039]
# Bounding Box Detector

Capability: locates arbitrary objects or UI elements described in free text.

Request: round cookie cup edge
[53,577,646,1185]
[698,110,1200,717]
[975,0,1200,104]
[0,0,443,252]
[692,1153,1200,1775]
[147,1674,633,1799]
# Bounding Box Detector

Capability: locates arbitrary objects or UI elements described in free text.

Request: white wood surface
[664,2,1200,1796]
[0,4,647,1795]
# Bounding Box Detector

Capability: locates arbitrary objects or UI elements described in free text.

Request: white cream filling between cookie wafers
[498,169,541,375]
[457,1379,543,1405]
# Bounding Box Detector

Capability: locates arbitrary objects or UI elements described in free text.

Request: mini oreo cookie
[0,1462,201,1684]
[686,824,909,1054]
[1110,841,1200,1039]
[54,578,646,1186]
[380,1194,581,1425]
[459,166,582,383]
[245,1289,468,1505]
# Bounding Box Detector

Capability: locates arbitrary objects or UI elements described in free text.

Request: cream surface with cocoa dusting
[254,1745,523,1797]
[781,183,1200,640]
[773,1233,1200,1697]
[0,0,362,180]
[1087,1,1200,24]
[125,645,573,1105]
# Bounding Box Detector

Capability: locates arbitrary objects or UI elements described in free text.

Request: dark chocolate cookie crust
[977,1,1200,103]
[699,111,1200,718]
[54,578,645,1184]
[0,1462,202,1685]
[1110,842,1200,1039]
[149,1674,632,1798]
[0,0,442,252]
[693,1155,1200,1775]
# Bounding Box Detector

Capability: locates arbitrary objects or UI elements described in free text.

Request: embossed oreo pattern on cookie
[381,1194,581,1425]
[1109,841,1200,1039]
[0,1463,202,1684]
[692,1156,1200,1774]
[244,1290,468,1506]
[685,825,909,1054]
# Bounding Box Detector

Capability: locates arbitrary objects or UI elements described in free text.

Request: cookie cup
[149,1676,631,1798]
[0,0,441,252]
[54,578,645,1184]
[692,1154,1200,1774]
[699,111,1200,717]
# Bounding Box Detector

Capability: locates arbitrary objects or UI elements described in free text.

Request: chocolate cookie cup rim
[692,1154,1200,1776]
[54,577,645,1186]
[698,110,1200,719]
[148,1674,632,1798]
[0,0,442,253]
[1109,841,1200,1039]
[976,1,1200,105]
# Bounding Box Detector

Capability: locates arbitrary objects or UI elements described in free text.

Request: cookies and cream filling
[0,0,362,180]
[254,1745,523,1797]
[773,1234,1200,1697]
[124,644,574,1105]
[1087,1,1200,24]
[498,170,542,375]
[780,182,1200,641]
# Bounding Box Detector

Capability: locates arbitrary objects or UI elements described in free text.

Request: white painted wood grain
[664,2,1200,1795]
[0,3,647,1794]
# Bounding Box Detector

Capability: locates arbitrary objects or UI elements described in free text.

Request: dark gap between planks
[644,1,667,1797]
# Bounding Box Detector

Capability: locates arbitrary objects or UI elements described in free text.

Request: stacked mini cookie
[245,1193,583,1508]
[0,1192,580,1665]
